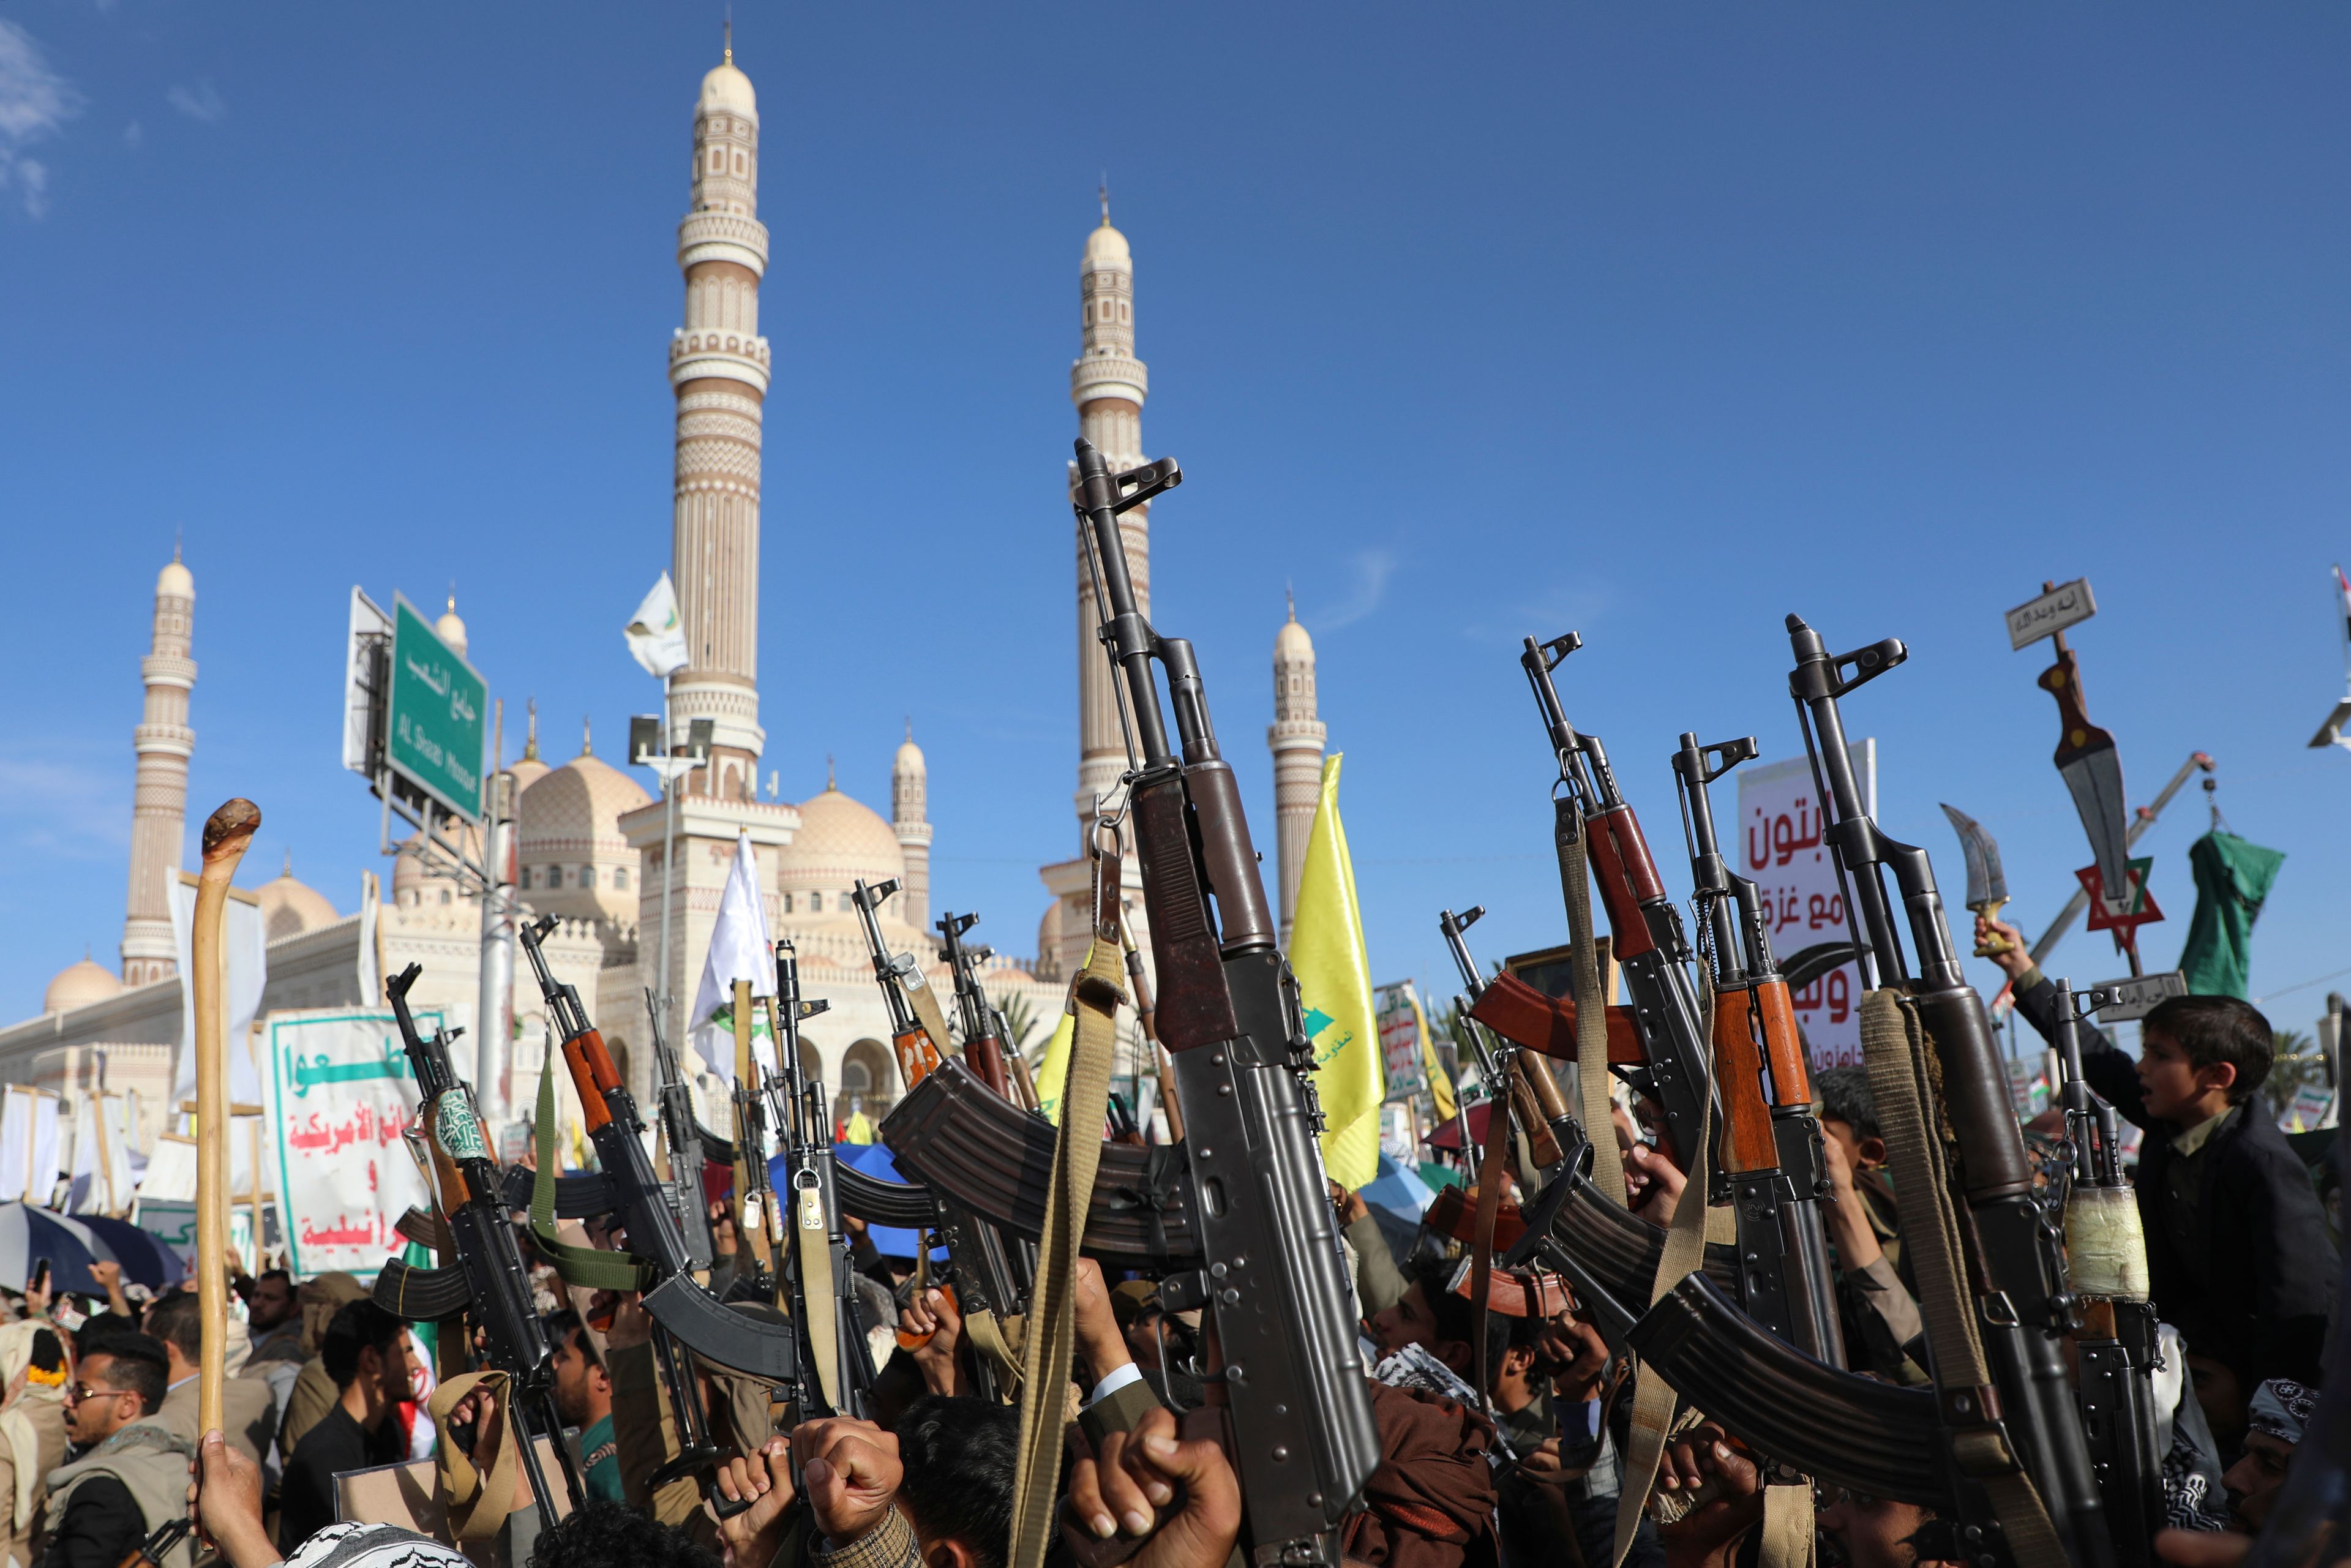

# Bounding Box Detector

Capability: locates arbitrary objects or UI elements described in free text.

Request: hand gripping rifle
[1670,732,1845,1367]
[1074,436,1380,1564]
[850,878,947,1090]
[763,939,876,1424]
[373,962,585,1523]
[1782,615,2110,1565]
[2051,979,2162,1566]
[518,917,803,1386]
[647,987,718,1273]
[1521,633,1715,1171]
[937,912,1014,1100]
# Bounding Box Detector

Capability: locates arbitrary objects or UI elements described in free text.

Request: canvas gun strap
[793,1172,842,1414]
[531,1068,653,1292]
[1612,977,1715,1568]
[1008,938,1126,1568]
[429,1369,522,1543]
[1857,989,2067,1568]
[1557,797,1624,1204]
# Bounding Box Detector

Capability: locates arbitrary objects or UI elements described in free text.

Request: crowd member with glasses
[36,1332,193,1568]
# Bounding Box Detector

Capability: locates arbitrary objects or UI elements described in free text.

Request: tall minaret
[1268,593,1326,945]
[667,28,771,805]
[893,725,932,935]
[122,551,195,985]
[1070,190,1150,831]
[1041,193,1154,979]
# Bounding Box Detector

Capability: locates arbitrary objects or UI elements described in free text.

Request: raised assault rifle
[850,878,944,1090]
[937,912,1013,1100]
[1670,731,1843,1368]
[1520,633,1715,1171]
[1074,436,1379,1564]
[647,986,717,1273]
[373,962,583,1523]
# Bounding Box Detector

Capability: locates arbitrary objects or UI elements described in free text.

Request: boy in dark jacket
[1978,916,2336,1441]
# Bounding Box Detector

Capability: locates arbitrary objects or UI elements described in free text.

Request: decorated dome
[45,954,122,1013]
[255,857,340,940]
[156,555,193,599]
[1275,616,1312,661]
[1084,219,1130,270]
[776,788,905,899]
[518,735,651,859]
[699,59,757,119]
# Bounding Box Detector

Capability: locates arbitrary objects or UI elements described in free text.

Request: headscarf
[296,1273,367,1356]
[2248,1379,2321,1446]
[0,1321,64,1532]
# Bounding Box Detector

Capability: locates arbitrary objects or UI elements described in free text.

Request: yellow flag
[1031,943,1089,1127]
[1290,754,1384,1189]
[844,1110,876,1145]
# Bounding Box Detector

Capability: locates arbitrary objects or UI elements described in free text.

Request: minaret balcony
[133,722,195,759]
[1070,353,1147,407]
[140,653,196,689]
[677,211,770,274]
[670,333,773,394]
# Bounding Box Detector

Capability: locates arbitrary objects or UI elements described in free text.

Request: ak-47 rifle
[2052,978,2162,1567]
[1782,615,2110,1564]
[373,963,583,1522]
[1671,732,1844,1368]
[517,916,802,1487]
[763,940,874,1424]
[1438,907,1567,1174]
[646,987,716,1273]
[850,878,945,1089]
[1074,436,1379,1564]
[1520,633,1715,1171]
[937,912,1013,1099]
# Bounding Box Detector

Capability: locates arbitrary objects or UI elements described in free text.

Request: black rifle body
[381,964,582,1521]
[1078,438,1379,1566]
[1789,616,2110,1567]
[1521,637,1714,1171]
[647,987,717,1272]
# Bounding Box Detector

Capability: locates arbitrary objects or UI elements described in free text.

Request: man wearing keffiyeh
[2223,1378,2319,1536]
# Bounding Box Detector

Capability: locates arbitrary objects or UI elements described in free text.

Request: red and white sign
[1737,744,1875,1069]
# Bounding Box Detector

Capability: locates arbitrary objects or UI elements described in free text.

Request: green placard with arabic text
[387,594,487,820]
[266,1008,436,1280]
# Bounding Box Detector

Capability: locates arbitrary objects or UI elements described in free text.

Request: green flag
[2178,830,2286,1000]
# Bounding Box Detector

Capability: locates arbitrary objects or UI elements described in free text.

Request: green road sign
[387,594,486,820]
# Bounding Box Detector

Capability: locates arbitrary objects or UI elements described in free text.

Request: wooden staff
[193,797,259,1439]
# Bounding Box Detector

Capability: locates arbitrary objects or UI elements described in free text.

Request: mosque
[0,39,1330,1182]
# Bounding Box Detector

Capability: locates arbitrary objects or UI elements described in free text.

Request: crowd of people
[0,942,2339,1568]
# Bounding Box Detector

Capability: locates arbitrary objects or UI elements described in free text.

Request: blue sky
[4,4,2349,1042]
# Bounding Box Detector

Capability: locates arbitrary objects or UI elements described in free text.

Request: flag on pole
[1289,753,1385,1190]
[1419,994,1458,1122]
[624,572,691,679]
[690,832,776,1079]
[2179,831,2287,1000]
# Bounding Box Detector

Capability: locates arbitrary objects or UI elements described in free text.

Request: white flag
[170,874,268,1108]
[625,572,691,680]
[689,832,775,1081]
[357,871,381,1004]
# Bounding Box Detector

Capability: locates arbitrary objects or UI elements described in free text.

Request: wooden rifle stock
[1467,970,1644,1064]
[893,1026,943,1092]
[560,1029,620,1131]
[1709,986,1780,1176]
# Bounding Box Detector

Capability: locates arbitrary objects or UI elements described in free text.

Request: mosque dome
[45,954,122,1014]
[894,733,926,775]
[776,789,905,899]
[435,597,468,659]
[1084,220,1130,270]
[699,60,757,119]
[518,750,652,857]
[509,752,550,796]
[157,557,193,599]
[1275,616,1313,661]
[255,858,340,941]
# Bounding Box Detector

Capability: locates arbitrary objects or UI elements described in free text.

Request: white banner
[0,1089,60,1204]
[1737,743,1875,1069]
[170,874,268,1108]
[262,1007,437,1280]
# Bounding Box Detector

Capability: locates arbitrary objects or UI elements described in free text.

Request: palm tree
[992,988,1041,1054]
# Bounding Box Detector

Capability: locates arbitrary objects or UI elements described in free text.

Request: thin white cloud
[167,81,225,123]
[1311,547,1399,632]
[122,119,141,149]
[0,757,131,861]
[0,19,82,218]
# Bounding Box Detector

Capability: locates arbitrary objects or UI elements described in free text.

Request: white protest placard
[1375,981,1428,1099]
[2004,578,2096,651]
[1737,743,1875,1069]
[263,1007,440,1280]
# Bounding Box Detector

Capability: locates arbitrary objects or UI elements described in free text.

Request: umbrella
[0,1202,113,1296]
[1359,1150,1436,1221]
[75,1215,184,1291]
[1422,1101,1498,1153]
[797,1144,940,1261]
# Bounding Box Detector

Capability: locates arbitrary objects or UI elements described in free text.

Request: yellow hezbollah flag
[1290,754,1384,1189]
[1031,945,1088,1127]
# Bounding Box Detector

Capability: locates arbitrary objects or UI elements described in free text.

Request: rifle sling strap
[1008,939,1126,1568]
[1858,989,2067,1568]
[1611,973,1715,1568]
[532,1068,654,1292]
[428,1368,522,1543]
[1556,797,1623,1205]
[899,975,958,1078]
[795,1173,842,1414]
